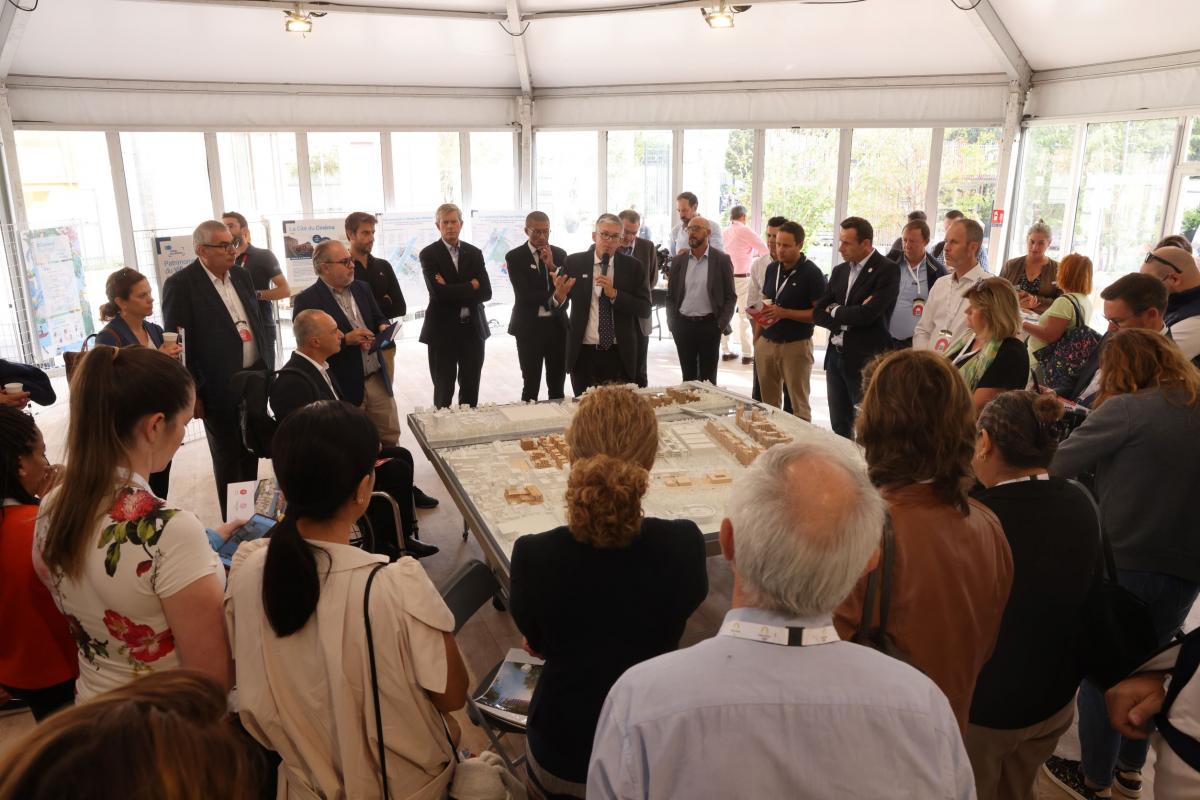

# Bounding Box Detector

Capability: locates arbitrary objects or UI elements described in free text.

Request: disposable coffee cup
[3,383,22,394]
[162,332,179,344]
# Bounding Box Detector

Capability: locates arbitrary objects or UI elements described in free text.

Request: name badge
[933,329,953,353]
[911,297,925,317]
[236,321,252,343]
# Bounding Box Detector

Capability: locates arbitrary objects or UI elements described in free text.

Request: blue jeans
[1078,569,1199,787]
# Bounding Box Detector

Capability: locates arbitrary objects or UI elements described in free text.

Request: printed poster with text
[152,235,196,296]
[281,218,345,287]
[470,210,526,308]
[21,225,94,359]
[377,212,439,317]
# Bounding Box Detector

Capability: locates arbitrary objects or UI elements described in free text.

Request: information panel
[21,225,93,358]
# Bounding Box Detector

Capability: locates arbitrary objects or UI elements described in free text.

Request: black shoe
[741,356,753,365]
[403,537,439,559]
[721,352,738,361]
[413,487,439,509]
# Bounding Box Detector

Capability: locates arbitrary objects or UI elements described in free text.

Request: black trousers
[515,319,567,401]
[570,344,630,396]
[672,317,721,384]
[1,679,75,722]
[203,407,260,520]
[363,445,417,559]
[825,347,864,439]
[428,334,486,408]
[635,326,650,388]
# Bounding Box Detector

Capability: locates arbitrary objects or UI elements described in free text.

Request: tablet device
[369,321,400,354]
[216,513,277,567]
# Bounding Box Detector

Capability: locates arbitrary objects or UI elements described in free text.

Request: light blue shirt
[889,256,929,340]
[678,247,713,317]
[670,220,724,256]
[587,606,974,800]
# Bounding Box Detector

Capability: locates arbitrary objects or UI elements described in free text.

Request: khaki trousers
[362,371,401,446]
[721,276,753,355]
[754,337,813,421]
[965,701,1074,800]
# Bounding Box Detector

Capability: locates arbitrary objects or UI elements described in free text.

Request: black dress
[508,517,708,785]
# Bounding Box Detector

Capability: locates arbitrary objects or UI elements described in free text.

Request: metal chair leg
[462,519,469,541]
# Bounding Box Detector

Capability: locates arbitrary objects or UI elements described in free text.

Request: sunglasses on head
[1145,252,1182,274]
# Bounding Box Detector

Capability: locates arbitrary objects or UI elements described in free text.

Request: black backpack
[231,366,322,459]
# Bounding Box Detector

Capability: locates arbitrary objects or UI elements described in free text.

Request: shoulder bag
[1034,295,1102,394]
[852,520,911,666]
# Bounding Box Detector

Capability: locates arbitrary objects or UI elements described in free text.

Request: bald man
[1141,245,1200,365]
[665,216,737,384]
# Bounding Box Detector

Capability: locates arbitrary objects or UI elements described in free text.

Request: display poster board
[471,211,526,308]
[377,212,439,318]
[281,218,345,287]
[21,225,93,359]
[152,235,196,297]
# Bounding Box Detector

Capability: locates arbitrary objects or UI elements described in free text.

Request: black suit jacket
[269,352,340,423]
[418,239,492,344]
[666,247,737,334]
[0,359,54,406]
[813,250,900,376]
[563,248,651,379]
[291,279,391,407]
[506,243,569,337]
[628,237,659,335]
[162,259,273,412]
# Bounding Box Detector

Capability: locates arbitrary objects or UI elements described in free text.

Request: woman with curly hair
[834,349,1013,733]
[509,386,708,799]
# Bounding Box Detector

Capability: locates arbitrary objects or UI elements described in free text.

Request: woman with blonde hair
[945,277,1031,413]
[1001,219,1059,313]
[509,386,708,799]
[834,349,1012,732]
[1045,329,1200,799]
[1022,253,1095,353]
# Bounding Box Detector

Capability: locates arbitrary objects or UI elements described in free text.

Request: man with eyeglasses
[1140,246,1200,365]
[162,219,273,518]
[618,209,659,388]
[505,211,569,401]
[665,217,736,384]
[561,214,651,395]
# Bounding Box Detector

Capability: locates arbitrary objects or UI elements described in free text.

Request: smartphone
[217,513,277,565]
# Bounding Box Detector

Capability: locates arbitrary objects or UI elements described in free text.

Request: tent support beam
[506,0,533,96]
[965,0,1031,87]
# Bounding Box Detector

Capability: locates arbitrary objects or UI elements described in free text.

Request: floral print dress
[34,472,223,701]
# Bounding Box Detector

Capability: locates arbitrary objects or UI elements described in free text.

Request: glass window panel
[1073,118,1177,274]
[681,129,754,229]
[762,129,840,269]
[16,130,125,333]
[1171,174,1200,253]
[848,128,932,255]
[535,131,598,255]
[1187,117,1200,163]
[938,127,1001,262]
[216,132,302,253]
[606,130,672,246]
[1011,125,1076,263]
[391,132,462,213]
[120,131,213,285]
[308,132,384,215]
[469,131,516,211]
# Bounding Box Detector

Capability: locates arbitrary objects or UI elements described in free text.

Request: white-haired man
[588,440,974,799]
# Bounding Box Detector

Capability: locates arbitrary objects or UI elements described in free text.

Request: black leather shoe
[721,352,738,361]
[403,537,439,559]
[413,487,440,509]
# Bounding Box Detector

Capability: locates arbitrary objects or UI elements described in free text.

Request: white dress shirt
[294,349,339,398]
[913,263,986,350]
[670,219,725,256]
[582,254,609,346]
[678,246,714,317]
[746,252,771,308]
[588,606,974,799]
[201,262,259,368]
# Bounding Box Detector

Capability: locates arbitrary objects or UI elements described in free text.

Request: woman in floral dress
[34,346,233,701]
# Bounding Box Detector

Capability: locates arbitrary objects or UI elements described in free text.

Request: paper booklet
[225,478,287,524]
[473,648,544,727]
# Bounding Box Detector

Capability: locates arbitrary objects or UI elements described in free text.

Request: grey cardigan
[1050,388,1200,583]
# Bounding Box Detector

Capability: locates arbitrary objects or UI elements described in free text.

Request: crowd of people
[0,195,1199,800]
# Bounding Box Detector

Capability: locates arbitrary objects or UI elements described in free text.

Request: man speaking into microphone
[562,213,651,396]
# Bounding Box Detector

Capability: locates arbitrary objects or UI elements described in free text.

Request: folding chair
[355,491,407,558]
[439,559,526,771]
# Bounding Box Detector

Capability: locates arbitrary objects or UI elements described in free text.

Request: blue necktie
[598,254,615,350]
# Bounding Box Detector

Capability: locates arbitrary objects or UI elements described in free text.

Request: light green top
[1028,292,1092,353]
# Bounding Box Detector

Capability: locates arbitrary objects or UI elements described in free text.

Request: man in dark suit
[163,220,273,518]
[270,308,437,558]
[665,217,736,384]
[813,216,900,439]
[418,203,492,408]
[560,214,651,396]
[291,240,402,446]
[618,209,660,387]
[506,210,569,401]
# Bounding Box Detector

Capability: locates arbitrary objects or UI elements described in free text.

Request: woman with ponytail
[509,386,708,799]
[34,345,232,701]
[966,391,1103,800]
[225,400,466,799]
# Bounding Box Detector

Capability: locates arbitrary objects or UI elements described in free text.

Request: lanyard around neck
[718,618,840,647]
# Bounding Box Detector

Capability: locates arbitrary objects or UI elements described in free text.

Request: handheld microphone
[601,253,611,276]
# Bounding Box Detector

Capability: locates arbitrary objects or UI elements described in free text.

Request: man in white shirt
[913,218,988,351]
[669,191,725,256]
[588,439,974,800]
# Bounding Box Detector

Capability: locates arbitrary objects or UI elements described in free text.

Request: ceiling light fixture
[701,2,749,29]
[284,6,326,34]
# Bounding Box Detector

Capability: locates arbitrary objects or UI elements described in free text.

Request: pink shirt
[721,221,767,276]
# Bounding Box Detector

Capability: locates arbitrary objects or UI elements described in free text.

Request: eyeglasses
[320,257,355,268]
[1105,315,1136,330]
[200,242,235,252]
[596,231,622,241]
[1145,252,1182,274]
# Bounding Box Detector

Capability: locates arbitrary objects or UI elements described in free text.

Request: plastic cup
[3,383,22,394]
[162,332,179,344]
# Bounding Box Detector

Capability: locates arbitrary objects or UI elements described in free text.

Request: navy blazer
[418,239,492,345]
[506,242,569,338]
[162,259,273,412]
[562,248,651,379]
[269,351,341,423]
[665,246,737,334]
[812,250,901,377]
[96,316,165,349]
[291,278,391,407]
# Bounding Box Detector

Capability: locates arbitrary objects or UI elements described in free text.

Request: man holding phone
[506,211,570,401]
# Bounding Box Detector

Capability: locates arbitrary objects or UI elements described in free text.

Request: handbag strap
[364,562,389,799]
[854,520,895,646]
[1065,478,1118,581]
[1063,293,1084,328]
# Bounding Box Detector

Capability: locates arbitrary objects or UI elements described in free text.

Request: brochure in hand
[473,648,544,727]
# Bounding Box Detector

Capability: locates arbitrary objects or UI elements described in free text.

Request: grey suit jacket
[627,238,659,336]
[666,247,737,334]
